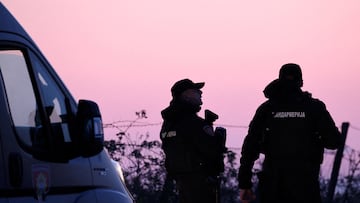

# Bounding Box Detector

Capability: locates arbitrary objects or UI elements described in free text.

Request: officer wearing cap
[160,79,225,203]
[238,63,341,203]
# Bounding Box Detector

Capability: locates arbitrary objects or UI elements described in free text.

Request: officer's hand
[240,189,256,203]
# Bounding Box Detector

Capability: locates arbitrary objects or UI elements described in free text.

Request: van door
[0,49,95,202]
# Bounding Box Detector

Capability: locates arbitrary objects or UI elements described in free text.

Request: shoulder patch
[161,131,177,139]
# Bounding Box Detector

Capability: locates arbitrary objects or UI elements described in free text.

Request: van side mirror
[76,100,104,157]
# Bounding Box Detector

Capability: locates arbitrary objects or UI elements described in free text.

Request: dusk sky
[2,1,360,151]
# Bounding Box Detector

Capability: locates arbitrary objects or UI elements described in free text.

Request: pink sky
[2,0,360,150]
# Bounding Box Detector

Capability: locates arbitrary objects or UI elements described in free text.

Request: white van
[0,3,134,203]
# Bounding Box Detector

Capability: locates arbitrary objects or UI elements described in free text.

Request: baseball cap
[171,79,205,97]
[279,63,303,87]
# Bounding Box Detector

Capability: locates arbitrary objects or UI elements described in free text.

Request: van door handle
[8,152,23,187]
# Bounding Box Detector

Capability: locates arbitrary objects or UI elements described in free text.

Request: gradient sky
[2,0,360,151]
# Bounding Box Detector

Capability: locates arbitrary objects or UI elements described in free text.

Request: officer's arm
[238,104,267,189]
[317,102,341,150]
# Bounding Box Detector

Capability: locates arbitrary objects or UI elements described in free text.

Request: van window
[0,50,37,145]
[0,50,72,152]
[29,51,72,144]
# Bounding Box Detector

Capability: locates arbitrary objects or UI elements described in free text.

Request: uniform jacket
[160,100,223,177]
[238,79,341,189]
